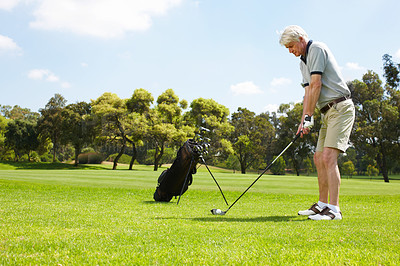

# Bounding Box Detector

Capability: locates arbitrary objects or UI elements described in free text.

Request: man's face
[285,38,307,57]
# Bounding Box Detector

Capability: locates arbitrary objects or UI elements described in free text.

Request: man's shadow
[191,215,305,223]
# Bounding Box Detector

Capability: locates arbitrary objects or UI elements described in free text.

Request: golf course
[1,162,399,265]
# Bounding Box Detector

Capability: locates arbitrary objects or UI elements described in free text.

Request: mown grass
[0,164,399,265]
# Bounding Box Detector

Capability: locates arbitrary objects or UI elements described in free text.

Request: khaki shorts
[316,99,355,153]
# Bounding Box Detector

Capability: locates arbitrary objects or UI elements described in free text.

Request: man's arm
[297,74,322,136]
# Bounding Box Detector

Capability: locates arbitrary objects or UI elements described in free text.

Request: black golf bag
[153,139,200,202]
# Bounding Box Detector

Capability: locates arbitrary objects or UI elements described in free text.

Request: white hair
[279,25,309,46]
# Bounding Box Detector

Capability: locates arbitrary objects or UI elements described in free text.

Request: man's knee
[314,152,323,166]
[321,148,340,167]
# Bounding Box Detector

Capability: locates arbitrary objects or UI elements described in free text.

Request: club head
[211,209,226,215]
[200,126,211,132]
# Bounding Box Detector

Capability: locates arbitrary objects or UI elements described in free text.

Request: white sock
[318,201,328,209]
[328,204,340,213]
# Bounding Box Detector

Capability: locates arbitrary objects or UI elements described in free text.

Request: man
[279,25,355,220]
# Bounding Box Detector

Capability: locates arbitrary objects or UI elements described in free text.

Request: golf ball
[216,209,221,214]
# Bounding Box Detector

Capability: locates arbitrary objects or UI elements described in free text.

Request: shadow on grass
[0,161,105,170]
[155,215,306,223]
[192,215,305,223]
[143,200,175,205]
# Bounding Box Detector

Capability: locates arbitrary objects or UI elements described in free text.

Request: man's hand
[297,114,314,137]
[303,114,314,129]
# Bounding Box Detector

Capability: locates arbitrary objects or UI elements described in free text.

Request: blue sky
[1,0,400,115]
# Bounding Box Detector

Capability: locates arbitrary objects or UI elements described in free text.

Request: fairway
[1,165,399,265]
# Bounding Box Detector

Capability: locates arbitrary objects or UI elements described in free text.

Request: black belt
[320,96,350,114]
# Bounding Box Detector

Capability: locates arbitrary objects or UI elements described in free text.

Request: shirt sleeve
[308,46,326,75]
[300,62,310,87]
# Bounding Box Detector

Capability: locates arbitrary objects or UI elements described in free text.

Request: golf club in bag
[153,127,228,205]
[211,132,301,215]
[153,139,200,202]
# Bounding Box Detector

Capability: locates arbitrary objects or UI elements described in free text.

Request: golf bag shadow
[153,139,200,202]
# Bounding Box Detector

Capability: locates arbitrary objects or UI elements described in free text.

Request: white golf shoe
[308,207,342,220]
[298,203,324,216]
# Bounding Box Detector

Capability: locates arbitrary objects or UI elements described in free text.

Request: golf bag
[153,139,200,202]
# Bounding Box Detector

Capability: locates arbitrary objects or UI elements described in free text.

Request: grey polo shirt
[300,40,351,109]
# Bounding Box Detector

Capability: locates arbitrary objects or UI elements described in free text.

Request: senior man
[279,25,355,220]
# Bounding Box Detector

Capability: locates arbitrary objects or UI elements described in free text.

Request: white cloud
[0,34,22,55]
[0,0,21,11]
[29,0,183,39]
[28,69,57,81]
[230,81,263,96]
[270,77,291,87]
[263,104,279,114]
[268,77,292,93]
[28,69,71,88]
[345,62,365,71]
[81,62,88,67]
[395,49,400,60]
[61,82,71,88]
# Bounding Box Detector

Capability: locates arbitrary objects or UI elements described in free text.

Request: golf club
[211,132,301,215]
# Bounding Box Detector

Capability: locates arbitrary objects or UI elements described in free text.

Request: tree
[382,54,400,167]
[38,94,67,162]
[342,161,356,178]
[270,156,286,175]
[91,92,129,170]
[4,120,39,161]
[125,88,153,169]
[61,102,96,166]
[303,157,314,176]
[147,89,193,171]
[349,71,399,182]
[275,102,318,176]
[230,108,275,174]
[1,105,39,122]
[0,115,13,160]
[367,164,379,178]
[383,54,400,89]
[185,98,234,163]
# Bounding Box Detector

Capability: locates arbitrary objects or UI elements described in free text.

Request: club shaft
[201,157,229,206]
[224,133,301,213]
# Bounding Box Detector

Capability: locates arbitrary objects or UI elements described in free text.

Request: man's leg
[314,151,329,204]
[308,147,342,220]
[321,147,341,206]
[298,150,329,216]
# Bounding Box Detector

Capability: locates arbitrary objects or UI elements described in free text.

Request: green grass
[1,164,399,265]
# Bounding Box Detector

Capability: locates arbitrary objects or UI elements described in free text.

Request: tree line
[1,54,399,182]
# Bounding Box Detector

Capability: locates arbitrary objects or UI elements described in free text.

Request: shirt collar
[300,40,313,64]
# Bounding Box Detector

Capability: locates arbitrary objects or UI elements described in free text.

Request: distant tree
[230,108,275,174]
[382,54,400,89]
[91,92,129,170]
[61,101,96,166]
[126,89,153,170]
[275,102,318,176]
[225,154,240,172]
[349,71,398,182]
[5,120,39,161]
[342,161,356,178]
[0,105,39,122]
[367,164,379,178]
[382,54,400,166]
[303,157,314,176]
[184,98,234,163]
[270,156,286,175]
[126,88,154,114]
[38,94,67,162]
[147,89,193,171]
[0,115,13,160]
